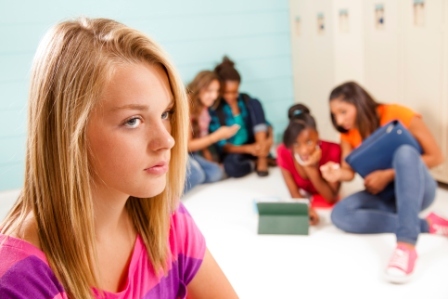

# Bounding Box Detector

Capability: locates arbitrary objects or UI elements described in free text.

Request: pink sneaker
[427,212,448,236]
[385,244,418,284]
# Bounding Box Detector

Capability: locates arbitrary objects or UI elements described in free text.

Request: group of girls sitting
[272,80,448,284]
[184,56,276,193]
[186,67,448,284]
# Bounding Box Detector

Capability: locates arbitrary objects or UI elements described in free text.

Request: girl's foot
[427,212,448,236]
[385,243,417,284]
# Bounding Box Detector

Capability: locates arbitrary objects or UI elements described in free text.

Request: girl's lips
[144,162,168,175]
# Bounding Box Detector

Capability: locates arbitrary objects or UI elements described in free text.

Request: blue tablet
[345,120,422,177]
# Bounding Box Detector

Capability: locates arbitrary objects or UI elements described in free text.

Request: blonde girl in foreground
[0,17,237,299]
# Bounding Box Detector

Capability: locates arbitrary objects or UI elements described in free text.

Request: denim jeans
[223,98,268,178]
[331,145,437,245]
[184,154,224,194]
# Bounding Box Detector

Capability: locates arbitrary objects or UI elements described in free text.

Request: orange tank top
[340,104,419,149]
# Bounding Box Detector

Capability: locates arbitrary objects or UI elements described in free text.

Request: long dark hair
[329,81,380,140]
[283,103,317,148]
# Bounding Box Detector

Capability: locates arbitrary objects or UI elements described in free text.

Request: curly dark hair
[283,103,317,148]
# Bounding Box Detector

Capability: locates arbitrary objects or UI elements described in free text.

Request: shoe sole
[384,271,413,284]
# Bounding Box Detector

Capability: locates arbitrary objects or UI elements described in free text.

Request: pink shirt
[197,107,211,138]
[277,141,341,208]
[0,203,205,299]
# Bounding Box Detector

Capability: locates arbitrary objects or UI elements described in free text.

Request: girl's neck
[90,185,135,241]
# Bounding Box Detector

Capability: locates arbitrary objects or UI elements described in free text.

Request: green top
[231,114,248,145]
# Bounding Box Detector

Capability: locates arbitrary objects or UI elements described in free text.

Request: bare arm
[280,168,303,198]
[338,140,356,181]
[409,116,445,168]
[302,166,340,203]
[188,125,240,153]
[320,140,355,183]
[279,168,320,225]
[187,249,238,299]
[188,133,216,152]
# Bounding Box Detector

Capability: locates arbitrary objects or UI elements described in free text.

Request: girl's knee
[206,166,224,182]
[330,201,360,233]
[330,204,349,231]
[393,144,420,166]
[188,159,206,184]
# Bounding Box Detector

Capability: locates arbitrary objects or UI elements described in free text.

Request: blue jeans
[331,145,437,245]
[223,154,256,178]
[184,154,224,194]
[223,98,267,178]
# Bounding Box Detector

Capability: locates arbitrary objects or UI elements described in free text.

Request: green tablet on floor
[256,199,309,235]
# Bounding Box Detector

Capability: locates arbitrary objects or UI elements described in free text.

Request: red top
[277,140,341,208]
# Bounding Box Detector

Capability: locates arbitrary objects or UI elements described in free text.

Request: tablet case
[256,201,309,235]
[345,120,422,177]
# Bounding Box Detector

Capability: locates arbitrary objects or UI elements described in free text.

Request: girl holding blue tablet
[320,81,446,283]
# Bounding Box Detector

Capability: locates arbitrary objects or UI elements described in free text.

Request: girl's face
[199,79,220,108]
[292,128,319,162]
[87,63,175,199]
[222,80,239,105]
[330,98,357,130]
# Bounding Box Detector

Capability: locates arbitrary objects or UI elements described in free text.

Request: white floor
[181,168,448,299]
[1,169,448,298]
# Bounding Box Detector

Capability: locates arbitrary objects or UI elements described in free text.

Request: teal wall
[0,0,293,191]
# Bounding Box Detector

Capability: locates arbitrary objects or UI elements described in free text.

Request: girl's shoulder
[276,143,289,154]
[320,140,341,151]
[319,140,342,161]
[169,202,206,262]
[378,103,419,127]
[0,234,66,298]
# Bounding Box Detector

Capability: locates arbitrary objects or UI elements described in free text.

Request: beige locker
[400,0,448,182]
[363,0,402,103]
[290,0,364,143]
[290,0,336,142]
[289,0,448,183]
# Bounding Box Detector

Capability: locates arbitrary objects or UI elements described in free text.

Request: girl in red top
[277,104,341,225]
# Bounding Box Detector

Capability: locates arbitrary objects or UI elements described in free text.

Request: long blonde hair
[187,70,219,138]
[0,17,188,298]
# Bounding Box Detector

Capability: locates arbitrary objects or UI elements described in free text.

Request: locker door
[363,0,401,103]
[332,0,365,86]
[308,0,336,142]
[402,0,447,182]
[290,0,336,142]
[290,0,315,107]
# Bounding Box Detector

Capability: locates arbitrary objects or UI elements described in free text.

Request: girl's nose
[149,122,175,151]
[336,114,345,126]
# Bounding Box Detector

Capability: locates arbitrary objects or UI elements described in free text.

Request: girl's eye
[124,117,141,128]
[162,110,174,120]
